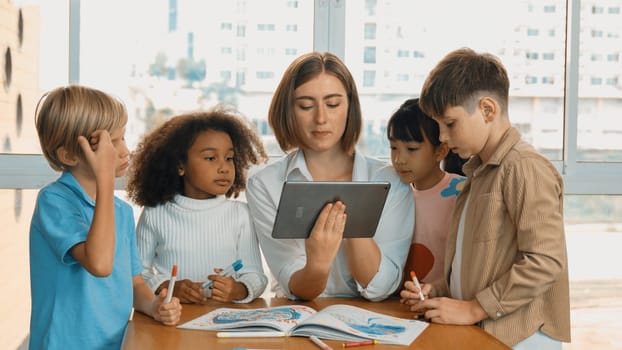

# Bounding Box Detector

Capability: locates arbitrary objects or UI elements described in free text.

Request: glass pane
[577,2,622,161]
[0,1,69,155]
[79,0,313,155]
[565,195,622,349]
[344,0,566,159]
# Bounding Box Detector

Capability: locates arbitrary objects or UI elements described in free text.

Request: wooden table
[123,297,510,349]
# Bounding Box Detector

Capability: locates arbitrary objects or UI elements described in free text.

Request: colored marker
[164,264,177,304]
[342,339,378,347]
[310,335,333,350]
[216,331,286,338]
[410,270,425,301]
[201,259,243,289]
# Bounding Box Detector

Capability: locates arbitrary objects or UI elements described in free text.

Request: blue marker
[201,259,243,289]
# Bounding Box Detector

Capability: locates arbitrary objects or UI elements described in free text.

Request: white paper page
[291,304,429,345]
[177,305,316,332]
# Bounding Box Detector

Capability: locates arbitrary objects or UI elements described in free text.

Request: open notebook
[178,303,428,345]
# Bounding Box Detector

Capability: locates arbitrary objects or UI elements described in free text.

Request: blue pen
[201,259,243,289]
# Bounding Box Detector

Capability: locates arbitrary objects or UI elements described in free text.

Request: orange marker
[410,271,425,301]
[342,339,378,347]
[164,264,178,304]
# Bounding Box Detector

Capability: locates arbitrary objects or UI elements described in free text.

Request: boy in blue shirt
[29,85,182,349]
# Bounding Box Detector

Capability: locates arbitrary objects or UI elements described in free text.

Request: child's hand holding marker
[202,259,246,302]
[152,264,182,325]
[164,264,177,304]
[399,270,434,319]
[410,271,425,301]
[401,270,430,301]
[201,259,244,290]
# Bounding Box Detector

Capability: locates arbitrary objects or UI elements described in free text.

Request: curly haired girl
[126,106,268,304]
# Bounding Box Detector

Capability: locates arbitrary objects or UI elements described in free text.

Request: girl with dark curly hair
[126,105,268,304]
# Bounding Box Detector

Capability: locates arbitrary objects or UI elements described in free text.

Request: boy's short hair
[269,51,362,154]
[419,47,510,118]
[35,85,128,171]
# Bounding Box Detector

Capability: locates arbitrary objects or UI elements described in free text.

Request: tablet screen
[271,181,391,239]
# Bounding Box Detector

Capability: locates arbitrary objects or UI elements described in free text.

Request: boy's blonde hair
[35,85,128,171]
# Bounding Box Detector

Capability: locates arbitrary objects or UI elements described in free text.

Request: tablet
[271,181,391,239]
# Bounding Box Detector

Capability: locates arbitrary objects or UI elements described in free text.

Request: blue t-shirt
[29,172,142,350]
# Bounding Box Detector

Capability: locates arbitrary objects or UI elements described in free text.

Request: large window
[576,2,622,162]
[1,1,621,349]
[345,0,568,160]
[2,0,621,194]
[78,0,314,154]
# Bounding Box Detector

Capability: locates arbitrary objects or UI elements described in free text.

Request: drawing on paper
[212,306,304,325]
[331,313,406,336]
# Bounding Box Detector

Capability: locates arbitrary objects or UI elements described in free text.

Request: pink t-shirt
[402,172,466,285]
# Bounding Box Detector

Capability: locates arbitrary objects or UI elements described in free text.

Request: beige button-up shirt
[442,127,571,346]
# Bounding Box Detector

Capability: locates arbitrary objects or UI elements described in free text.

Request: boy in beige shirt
[400,48,570,349]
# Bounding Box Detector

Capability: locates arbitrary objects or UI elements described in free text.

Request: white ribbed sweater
[136,194,267,303]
